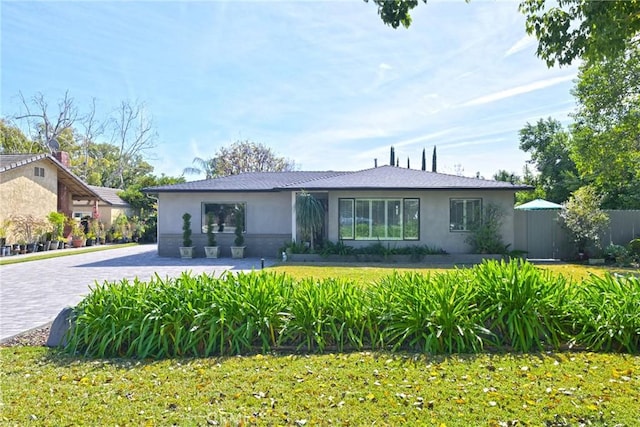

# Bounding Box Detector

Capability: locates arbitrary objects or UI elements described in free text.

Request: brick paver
[0,244,275,340]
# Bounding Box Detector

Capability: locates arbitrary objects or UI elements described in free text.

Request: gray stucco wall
[156,189,517,257]
[156,191,293,257]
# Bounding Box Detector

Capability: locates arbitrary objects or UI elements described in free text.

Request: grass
[1,347,638,426]
[0,242,137,266]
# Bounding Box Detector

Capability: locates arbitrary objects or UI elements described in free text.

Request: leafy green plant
[47,211,66,241]
[206,212,217,246]
[233,207,244,247]
[295,191,324,250]
[182,212,192,247]
[472,259,572,351]
[464,203,509,254]
[559,185,609,256]
[570,273,640,353]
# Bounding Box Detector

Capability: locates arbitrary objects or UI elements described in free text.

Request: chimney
[53,151,70,168]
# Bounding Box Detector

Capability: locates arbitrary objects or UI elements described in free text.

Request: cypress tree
[390,146,395,166]
[407,157,410,169]
[421,148,426,171]
[432,146,437,172]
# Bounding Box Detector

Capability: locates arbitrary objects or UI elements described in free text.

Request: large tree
[208,140,295,177]
[367,0,640,66]
[0,119,34,153]
[518,118,581,204]
[570,47,640,208]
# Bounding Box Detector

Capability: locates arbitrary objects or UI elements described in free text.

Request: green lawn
[0,243,137,266]
[1,348,638,426]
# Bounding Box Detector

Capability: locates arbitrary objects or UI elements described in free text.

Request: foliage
[233,206,244,247]
[295,191,324,250]
[519,0,640,66]
[182,156,218,179]
[570,46,640,209]
[603,244,634,267]
[119,174,185,217]
[207,140,296,177]
[0,118,36,153]
[205,213,217,247]
[464,204,509,254]
[518,118,581,204]
[181,213,192,247]
[559,186,610,255]
[63,259,640,359]
[570,273,640,353]
[9,214,48,244]
[46,211,66,240]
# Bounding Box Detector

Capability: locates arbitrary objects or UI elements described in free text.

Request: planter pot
[231,246,245,259]
[26,243,37,253]
[86,238,96,247]
[49,241,60,250]
[179,246,194,259]
[71,238,85,248]
[204,246,220,258]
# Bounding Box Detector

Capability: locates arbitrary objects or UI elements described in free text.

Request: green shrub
[472,259,572,351]
[570,273,640,353]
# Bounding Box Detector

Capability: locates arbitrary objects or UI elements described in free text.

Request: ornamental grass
[64,260,640,358]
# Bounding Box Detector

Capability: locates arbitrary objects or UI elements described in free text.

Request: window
[202,202,245,234]
[339,198,419,240]
[449,199,481,231]
[34,167,45,177]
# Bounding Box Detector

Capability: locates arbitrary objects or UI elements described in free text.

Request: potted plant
[0,219,10,252]
[230,207,245,259]
[204,212,219,258]
[179,212,194,258]
[47,212,66,250]
[70,221,86,248]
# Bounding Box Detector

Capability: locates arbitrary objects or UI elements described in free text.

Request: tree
[367,0,640,67]
[0,119,34,153]
[570,47,640,209]
[109,101,157,188]
[183,156,218,179]
[421,148,426,171]
[519,0,640,67]
[432,146,437,172]
[211,140,295,176]
[559,185,609,256]
[14,91,77,153]
[518,118,581,203]
[389,145,395,166]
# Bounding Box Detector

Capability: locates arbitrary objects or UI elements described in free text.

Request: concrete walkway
[0,244,276,341]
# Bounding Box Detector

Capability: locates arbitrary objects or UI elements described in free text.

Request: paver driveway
[0,244,275,340]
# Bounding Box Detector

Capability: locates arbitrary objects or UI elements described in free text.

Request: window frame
[449,198,482,232]
[338,197,420,241]
[201,202,246,234]
[34,167,45,177]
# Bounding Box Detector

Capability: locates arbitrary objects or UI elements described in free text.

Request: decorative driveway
[0,245,275,341]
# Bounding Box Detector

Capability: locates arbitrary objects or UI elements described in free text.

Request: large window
[449,199,481,231]
[202,203,245,234]
[339,198,419,240]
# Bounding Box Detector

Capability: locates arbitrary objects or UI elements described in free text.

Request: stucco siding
[328,189,516,254]
[157,192,292,257]
[0,160,58,242]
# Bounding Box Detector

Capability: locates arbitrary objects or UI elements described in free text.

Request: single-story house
[144,165,529,258]
[72,185,132,224]
[0,152,102,242]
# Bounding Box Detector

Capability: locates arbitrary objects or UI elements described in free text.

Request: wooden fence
[513,210,640,260]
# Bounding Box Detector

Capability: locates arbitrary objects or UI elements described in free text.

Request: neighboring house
[72,185,132,226]
[0,152,102,242]
[144,166,529,258]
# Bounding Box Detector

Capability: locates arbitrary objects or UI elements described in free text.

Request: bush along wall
[64,260,640,359]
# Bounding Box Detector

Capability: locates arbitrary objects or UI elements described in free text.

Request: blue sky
[1,0,579,179]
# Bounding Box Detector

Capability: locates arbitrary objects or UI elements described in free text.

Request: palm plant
[296,191,324,251]
[183,157,218,179]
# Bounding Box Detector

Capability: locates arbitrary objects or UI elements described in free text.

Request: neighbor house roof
[0,153,102,200]
[88,186,130,207]
[144,166,530,193]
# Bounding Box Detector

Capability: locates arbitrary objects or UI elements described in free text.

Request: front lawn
[1,347,638,426]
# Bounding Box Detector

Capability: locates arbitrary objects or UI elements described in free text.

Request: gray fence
[514,210,640,260]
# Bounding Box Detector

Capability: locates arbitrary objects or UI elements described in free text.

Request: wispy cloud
[504,34,537,58]
[461,75,576,107]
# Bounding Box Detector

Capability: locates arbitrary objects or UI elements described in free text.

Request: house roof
[144,166,530,193]
[515,198,563,210]
[88,186,130,207]
[0,153,102,201]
